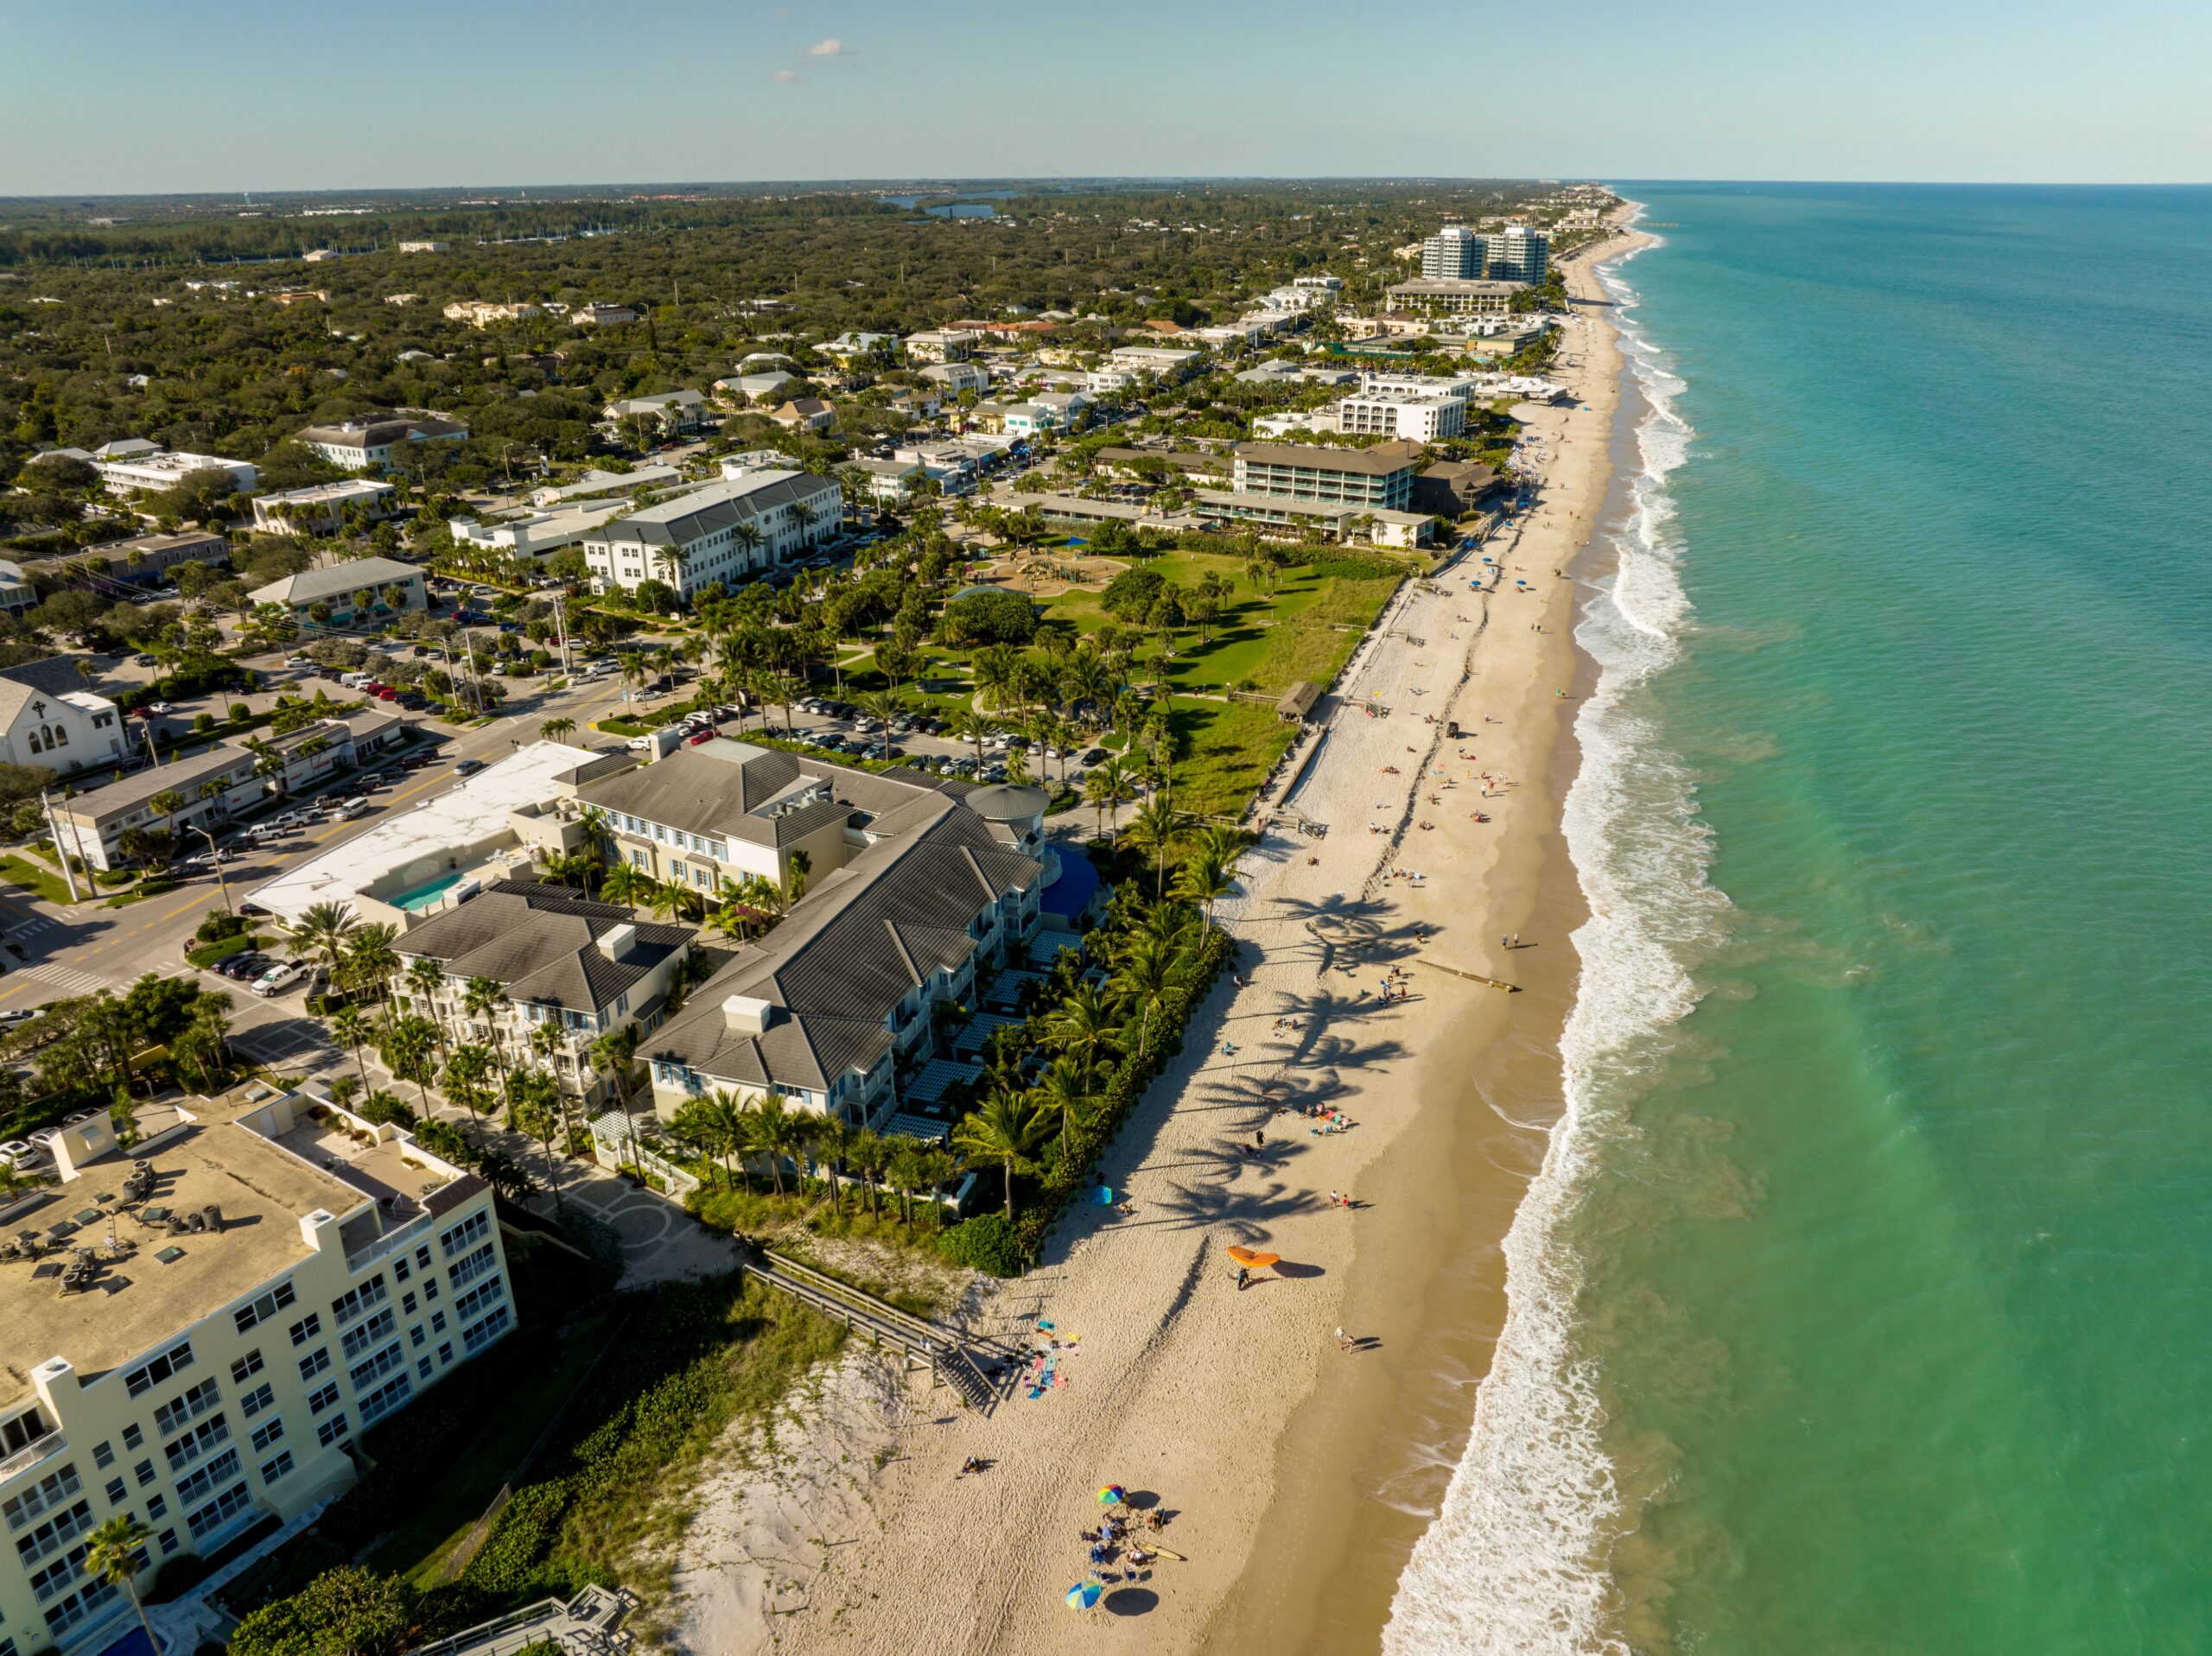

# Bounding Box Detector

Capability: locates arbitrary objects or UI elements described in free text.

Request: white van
[340,672,374,689]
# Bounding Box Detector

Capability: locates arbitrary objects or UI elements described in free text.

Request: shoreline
[1202,218,1658,1655]
[710,217,1656,1656]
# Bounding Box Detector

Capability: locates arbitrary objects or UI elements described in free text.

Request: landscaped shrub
[939,1212,1021,1278]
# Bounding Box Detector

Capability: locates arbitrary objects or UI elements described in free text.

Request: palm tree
[344,923,402,1014]
[378,1013,442,1120]
[1173,854,1237,936]
[1047,981,1120,1093]
[952,1088,1048,1220]
[149,789,186,860]
[731,518,766,571]
[914,1146,960,1228]
[861,689,905,760]
[1084,758,1132,843]
[505,1069,566,1208]
[1123,797,1188,900]
[404,957,448,1041]
[461,974,512,1084]
[588,1025,644,1170]
[599,859,656,910]
[1111,933,1178,1060]
[743,1089,808,1197]
[945,707,989,770]
[330,1002,373,1092]
[292,899,359,982]
[1032,1055,1094,1152]
[86,1515,156,1651]
[848,1126,889,1217]
[700,1088,752,1190]
[540,715,577,742]
[810,1114,852,1214]
[441,1044,496,1138]
[887,1139,924,1228]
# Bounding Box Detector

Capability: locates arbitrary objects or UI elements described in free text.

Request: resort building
[0,658,129,777]
[629,758,1047,1131]
[1481,225,1550,283]
[1332,391,1465,443]
[919,362,990,395]
[572,303,639,327]
[442,301,542,327]
[1191,491,1433,548]
[1231,441,1422,511]
[391,883,695,1106]
[902,330,973,364]
[0,1089,509,1656]
[581,471,841,601]
[1382,279,1523,317]
[1421,225,1484,279]
[247,555,425,630]
[296,414,470,473]
[248,480,402,537]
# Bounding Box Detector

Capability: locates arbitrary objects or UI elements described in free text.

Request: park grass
[0,854,84,905]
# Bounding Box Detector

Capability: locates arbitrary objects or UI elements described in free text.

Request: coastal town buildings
[1421,225,1484,278]
[1383,278,1522,316]
[0,658,128,776]
[249,480,401,537]
[91,449,258,498]
[599,390,709,440]
[1481,225,1550,282]
[0,1094,510,1656]
[247,555,425,629]
[581,471,841,600]
[297,414,470,473]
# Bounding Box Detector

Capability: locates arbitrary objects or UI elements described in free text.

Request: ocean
[1386,183,2212,1652]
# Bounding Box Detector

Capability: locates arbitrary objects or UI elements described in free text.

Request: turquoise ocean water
[1385,184,2212,1653]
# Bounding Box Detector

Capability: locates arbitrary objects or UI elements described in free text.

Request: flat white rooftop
[244,740,594,926]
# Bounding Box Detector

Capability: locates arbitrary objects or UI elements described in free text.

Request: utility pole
[39,792,80,901]
[550,588,575,676]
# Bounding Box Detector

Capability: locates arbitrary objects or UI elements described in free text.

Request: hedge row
[1010,923,1236,1260]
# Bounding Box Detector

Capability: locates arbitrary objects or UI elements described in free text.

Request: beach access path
[698,226,1650,1656]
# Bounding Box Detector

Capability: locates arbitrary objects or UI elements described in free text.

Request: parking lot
[675,696,1118,789]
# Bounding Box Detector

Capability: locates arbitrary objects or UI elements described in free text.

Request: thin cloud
[804,37,843,55]
[771,68,805,82]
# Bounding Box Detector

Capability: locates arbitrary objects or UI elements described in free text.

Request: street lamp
[188,823,234,915]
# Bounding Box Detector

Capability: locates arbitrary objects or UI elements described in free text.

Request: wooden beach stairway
[751,1249,1005,1412]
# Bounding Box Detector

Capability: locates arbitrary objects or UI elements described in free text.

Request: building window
[147,1494,167,1520]
[401,1289,418,1315]
[288,1313,323,1348]
[232,1280,297,1335]
[185,1481,252,1541]
[299,1346,332,1382]
[153,1379,220,1437]
[307,1381,340,1416]
[163,1415,230,1474]
[393,1256,412,1285]
[331,1274,388,1328]
[239,1383,276,1418]
[134,1459,156,1488]
[12,1499,93,1567]
[174,1450,243,1509]
[431,1310,448,1334]
[452,1276,505,1324]
[92,1440,114,1469]
[462,1306,512,1355]
[439,1210,490,1259]
[3,1465,83,1532]
[249,1418,285,1454]
[260,1451,295,1485]
[340,1308,397,1361]
[449,1242,497,1288]
[230,1350,265,1385]
[358,1374,412,1426]
[103,1477,126,1505]
[122,1340,194,1398]
[157,1529,178,1555]
[437,1342,454,1366]
[315,1413,349,1449]
[410,1323,426,1349]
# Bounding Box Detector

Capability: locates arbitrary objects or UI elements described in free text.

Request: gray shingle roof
[396,881,690,1013]
[251,556,421,606]
[579,745,968,848]
[589,473,836,549]
[645,805,1040,1094]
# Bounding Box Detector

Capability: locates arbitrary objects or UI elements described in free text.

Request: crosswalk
[22,961,111,997]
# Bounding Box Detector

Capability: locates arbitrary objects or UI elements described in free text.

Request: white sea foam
[1383,218,1728,1654]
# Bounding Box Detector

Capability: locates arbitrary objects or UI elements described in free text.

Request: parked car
[1081,747,1109,765]
[453,758,484,776]
[686,730,715,746]
[251,962,308,997]
[219,953,269,980]
[0,1139,37,1169]
[0,1008,41,1031]
[332,799,372,820]
[284,655,315,668]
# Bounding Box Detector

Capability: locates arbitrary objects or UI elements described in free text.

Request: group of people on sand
[1080,1504,1168,1583]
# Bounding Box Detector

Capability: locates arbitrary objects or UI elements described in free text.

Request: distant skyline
[3,0,2208,196]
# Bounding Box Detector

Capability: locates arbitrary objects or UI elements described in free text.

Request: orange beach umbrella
[1224,1247,1279,1269]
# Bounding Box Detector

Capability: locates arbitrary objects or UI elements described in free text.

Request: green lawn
[0,854,84,905]
[1044,549,1401,699]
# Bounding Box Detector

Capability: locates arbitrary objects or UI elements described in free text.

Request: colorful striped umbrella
[1067,1580,1103,1610]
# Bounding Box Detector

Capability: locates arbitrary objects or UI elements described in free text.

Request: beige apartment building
[0,1089,510,1656]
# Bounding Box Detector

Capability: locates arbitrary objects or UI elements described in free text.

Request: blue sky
[3,0,2206,194]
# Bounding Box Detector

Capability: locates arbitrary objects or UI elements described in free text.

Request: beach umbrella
[1067,1581,1104,1610]
[1097,1484,1127,1505]
[1225,1246,1280,1269]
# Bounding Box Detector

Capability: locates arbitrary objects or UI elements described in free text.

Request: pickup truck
[251,961,308,997]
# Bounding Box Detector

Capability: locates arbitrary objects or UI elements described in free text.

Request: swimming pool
[388,872,463,913]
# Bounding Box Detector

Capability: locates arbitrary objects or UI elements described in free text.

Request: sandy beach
[675,219,1654,1656]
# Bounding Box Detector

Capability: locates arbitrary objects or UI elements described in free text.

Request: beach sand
[694,223,1653,1656]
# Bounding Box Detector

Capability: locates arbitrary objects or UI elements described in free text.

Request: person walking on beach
[1335,1326,1354,1352]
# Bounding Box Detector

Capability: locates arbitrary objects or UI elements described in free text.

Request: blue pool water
[388,871,463,913]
